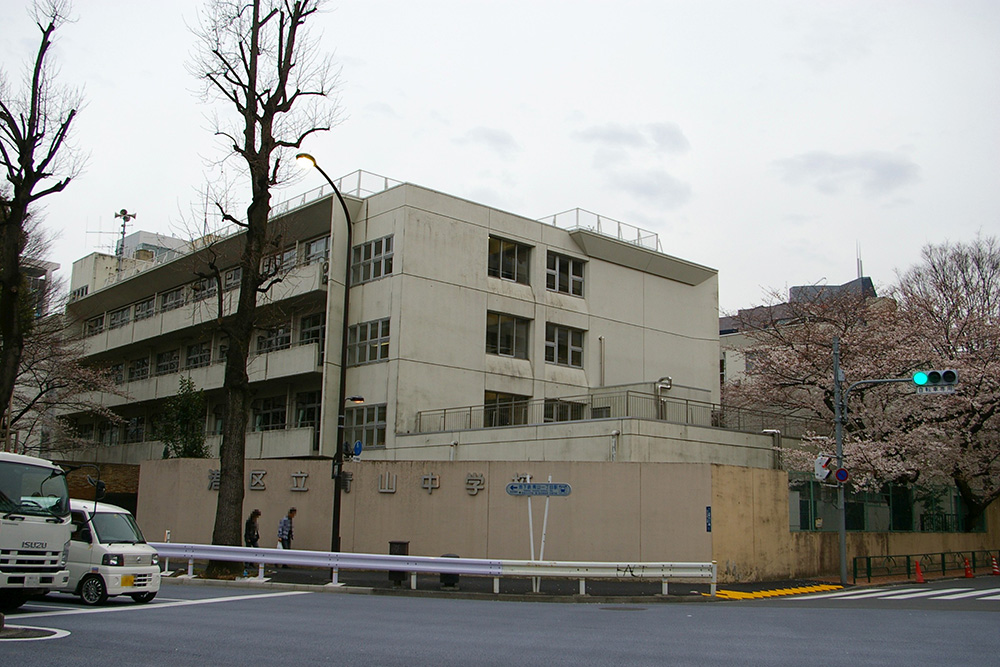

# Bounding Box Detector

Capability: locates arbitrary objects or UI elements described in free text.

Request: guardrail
[852,549,1000,583]
[150,542,716,597]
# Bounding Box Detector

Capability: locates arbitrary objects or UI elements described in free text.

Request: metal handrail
[415,389,826,439]
[150,542,716,596]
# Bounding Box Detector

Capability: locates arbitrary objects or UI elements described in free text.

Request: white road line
[934,588,1000,600]
[878,588,971,600]
[793,588,922,600]
[830,588,929,600]
[8,590,311,620]
[978,593,1000,600]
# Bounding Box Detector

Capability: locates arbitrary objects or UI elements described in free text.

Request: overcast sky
[3,0,998,312]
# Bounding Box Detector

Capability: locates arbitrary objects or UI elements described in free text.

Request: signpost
[507,476,572,592]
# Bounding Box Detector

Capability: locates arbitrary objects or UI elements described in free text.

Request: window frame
[347,318,390,366]
[485,311,530,359]
[252,396,287,432]
[546,251,585,297]
[154,349,180,376]
[344,404,387,450]
[488,236,531,285]
[350,235,394,285]
[545,323,585,368]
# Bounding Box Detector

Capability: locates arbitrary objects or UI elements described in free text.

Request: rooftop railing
[415,390,827,439]
[537,208,662,253]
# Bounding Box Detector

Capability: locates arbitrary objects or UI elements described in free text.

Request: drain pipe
[449,440,459,461]
[610,429,620,462]
[599,336,606,387]
[762,429,781,469]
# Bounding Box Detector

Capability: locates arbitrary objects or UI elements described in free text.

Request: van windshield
[91,511,146,544]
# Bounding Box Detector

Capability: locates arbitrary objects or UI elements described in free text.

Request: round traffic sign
[353,440,363,456]
[834,467,850,483]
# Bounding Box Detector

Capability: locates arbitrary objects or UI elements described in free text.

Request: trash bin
[388,541,409,586]
[440,553,460,590]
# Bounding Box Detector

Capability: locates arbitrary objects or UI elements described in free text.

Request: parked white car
[60,499,160,605]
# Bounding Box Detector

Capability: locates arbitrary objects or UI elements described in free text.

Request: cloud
[456,126,519,158]
[774,150,920,197]
[574,122,690,155]
[608,169,692,210]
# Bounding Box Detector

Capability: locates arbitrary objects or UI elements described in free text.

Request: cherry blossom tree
[724,236,1000,530]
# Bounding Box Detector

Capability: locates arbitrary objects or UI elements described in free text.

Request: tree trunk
[0,205,29,432]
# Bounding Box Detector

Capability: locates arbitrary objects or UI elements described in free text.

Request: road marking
[789,588,918,600]
[825,588,927,600]
[934,588,1000,600]
[8,590,311,620]
[978,593,1000,600]
[880,588,971,600]
[0,626,71,641]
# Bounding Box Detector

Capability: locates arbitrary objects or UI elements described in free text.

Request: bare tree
[190,0,340,575]
[0,0,82,434]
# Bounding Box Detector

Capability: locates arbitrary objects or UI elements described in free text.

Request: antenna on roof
[114,209,137,274]
[856,241,863,279]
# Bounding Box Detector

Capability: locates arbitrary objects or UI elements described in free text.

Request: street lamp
[296,152,355,553]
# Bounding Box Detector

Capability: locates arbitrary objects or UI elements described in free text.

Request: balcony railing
[415,390,827,438]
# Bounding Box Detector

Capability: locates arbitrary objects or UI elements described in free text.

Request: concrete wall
[137,458,1000,582]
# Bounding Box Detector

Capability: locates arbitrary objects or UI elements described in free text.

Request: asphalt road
[3,577,998,666]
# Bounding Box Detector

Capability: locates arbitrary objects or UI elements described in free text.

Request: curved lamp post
[296,153,357,553]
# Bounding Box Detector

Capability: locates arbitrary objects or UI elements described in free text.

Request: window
[190,277,216,303]
[483,392,529,427]
[217,336,229,363]
[223,267,242,291]
[85,315,105,336]
[252,397,286,432]
[134,297,155,321]
[295,390,322,428]
[256,324,292,353]
[544,399,585,423]
[486,312,530,359]
[110,363,124,385]
[304,235,330,265]
[545,323,584,368]
[124,416,145,444]
[108,306,131,330]
[351,235,393,285]
[128,357,150,382]
[347,318,390,366]
[263,248,296,275]
[155,349,180,376]
[186,342,212,369]
[98,421,120,446]
[160,287,185,312]
[300,312,326,354]
[344,404,387,450]
[546,251,584,296]
[488,237,530,285]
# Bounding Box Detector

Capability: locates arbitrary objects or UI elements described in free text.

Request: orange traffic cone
[915,560,925,584]
[964,557,973,578]
[991,555,999,576]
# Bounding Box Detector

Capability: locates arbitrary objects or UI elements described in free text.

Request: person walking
[277,507,296,567]
[243,509,261,575]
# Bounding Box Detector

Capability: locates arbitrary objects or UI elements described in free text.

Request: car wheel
[79,574,109,606]
[130,591,156,604]
[0,591,28,611]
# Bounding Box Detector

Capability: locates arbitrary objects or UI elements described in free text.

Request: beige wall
[137,458,999,582]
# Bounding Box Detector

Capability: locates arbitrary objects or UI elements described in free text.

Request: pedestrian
[278,507,296,567]
[243,509,261,575]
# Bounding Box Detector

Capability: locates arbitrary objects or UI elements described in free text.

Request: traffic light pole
[832,337,920,585]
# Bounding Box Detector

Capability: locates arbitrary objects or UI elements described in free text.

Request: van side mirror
[79,529,92,544]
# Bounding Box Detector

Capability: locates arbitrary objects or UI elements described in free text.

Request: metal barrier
[150,542,717,596]
[852,549,1000,583]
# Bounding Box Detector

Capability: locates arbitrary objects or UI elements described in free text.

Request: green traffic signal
[913,371,929,385]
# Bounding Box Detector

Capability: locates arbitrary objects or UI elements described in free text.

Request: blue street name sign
[505,482,572,497]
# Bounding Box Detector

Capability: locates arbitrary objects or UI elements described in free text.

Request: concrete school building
[50,171,997,580]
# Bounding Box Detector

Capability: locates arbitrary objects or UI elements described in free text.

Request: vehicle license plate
[121,575,134,587]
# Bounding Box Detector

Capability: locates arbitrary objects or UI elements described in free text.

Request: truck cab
[62,499,160,605]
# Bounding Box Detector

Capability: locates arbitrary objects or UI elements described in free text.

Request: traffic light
[912,369,958,394]
[814,455,833,482]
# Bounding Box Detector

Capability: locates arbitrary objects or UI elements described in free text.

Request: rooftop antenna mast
[113,209,137,274]
[856,241,863,279]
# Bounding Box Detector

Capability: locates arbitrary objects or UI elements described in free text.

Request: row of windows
[107,313,325,384]
[483,392,596,427]
[85,232,333,336]
[488,236,586,298]
[486,312,585,368]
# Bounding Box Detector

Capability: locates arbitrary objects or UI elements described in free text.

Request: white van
[61,499,161,605]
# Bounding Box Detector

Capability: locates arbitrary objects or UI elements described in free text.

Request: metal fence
[852,549,1000,583]
[151,542,716,597]
[415,389,825,439]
